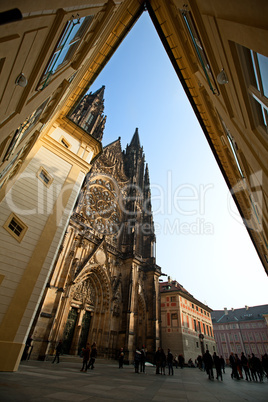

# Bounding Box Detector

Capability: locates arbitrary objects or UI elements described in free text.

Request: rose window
[84,179,121,234]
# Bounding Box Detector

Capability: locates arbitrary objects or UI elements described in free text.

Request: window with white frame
[3,99,49,162]
[180,9,218,94]
[39,15,94,89]
[238,45,268,134]
[250,50,268,131]
[221,120,244,178]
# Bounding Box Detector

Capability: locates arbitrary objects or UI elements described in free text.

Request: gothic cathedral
[30,87,161,363]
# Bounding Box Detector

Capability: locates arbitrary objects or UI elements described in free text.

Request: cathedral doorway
[62,307,78,354]
[78,311,92,355]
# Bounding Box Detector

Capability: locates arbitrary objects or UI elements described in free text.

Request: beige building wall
[0,119,100,371]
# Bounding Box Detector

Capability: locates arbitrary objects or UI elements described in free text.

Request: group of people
[133,346,147,373]
[201,350,268,382]
[154,347,175,375]
[229,352,268,382]
[53,339,268,384]
[80,342,97,372]
[202,350,225,380]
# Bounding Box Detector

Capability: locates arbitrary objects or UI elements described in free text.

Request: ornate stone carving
[73,279,95,307]
[83,177,121,235]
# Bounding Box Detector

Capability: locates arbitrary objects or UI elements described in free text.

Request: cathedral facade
[30,89,161,363]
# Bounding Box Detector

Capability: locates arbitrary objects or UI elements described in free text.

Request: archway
[61,264,111,356]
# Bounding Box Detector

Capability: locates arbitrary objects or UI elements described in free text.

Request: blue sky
[88,12,267,310]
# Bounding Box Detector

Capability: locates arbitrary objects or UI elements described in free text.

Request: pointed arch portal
[61,265,111,356]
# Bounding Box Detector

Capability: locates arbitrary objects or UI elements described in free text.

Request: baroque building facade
[212,305,268,362]
[30,89,161,363]
[160,278,216,362]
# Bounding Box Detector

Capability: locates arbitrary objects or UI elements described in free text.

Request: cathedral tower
[69,86,106,142]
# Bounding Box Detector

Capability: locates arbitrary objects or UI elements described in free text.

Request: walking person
[229,352,239,380]
[248,354,258,381]
[235,353,243,379]
[155,347,161,374]
[262,353,268,379]
[140,346,146,373]
[88,342,97,370]
[167,349,174,376]
[252,353,263,382]
[203,350,214,380]
[118,348,124,369]
[134,348,141,373]
[241,352,251,381]
[197,355,203,371]
[219,355,225,373]
[160,348,166,375]
[52,340,63,364]
[213,352,223,381]
[21,336,33,361]
[178,354,185,369]
[80,343,90,372]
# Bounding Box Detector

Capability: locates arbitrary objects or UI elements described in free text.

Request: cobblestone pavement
[0,357,267,401]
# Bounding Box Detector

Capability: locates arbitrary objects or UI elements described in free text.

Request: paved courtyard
[0,356,267,401]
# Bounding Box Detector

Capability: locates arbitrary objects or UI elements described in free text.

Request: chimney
[231,308,234,311]
[245,305,249,310]
[224,307,228,315]
[168,276,171,283]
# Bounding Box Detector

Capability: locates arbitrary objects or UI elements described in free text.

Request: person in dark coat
[155,347,162,374]
[21,336,33,361]
[167,349,174,375]
[134,348,141,373]
[251,353,263,382]
[262,353,268,379]
[52,340,63,364]
[229,352,239,380]
[140,346,146,373]
[178,354,185,369]
[213,352,222,381]
[160,348,166,375]
[80,343,90,372]
[197,355,203,371]
[118,348,124,369]
[248,354,258,381]
[235,353,243,378]
[219,355,225,373]
[241,352,251,381]
[203,350,214,380]
[88,342,97,369]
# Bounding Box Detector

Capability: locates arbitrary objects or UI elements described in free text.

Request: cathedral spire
[69,85,106,142]
[92,85,105,100]
[129,128,141,149]
[124,128,144,188]
[144,163,150,186]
